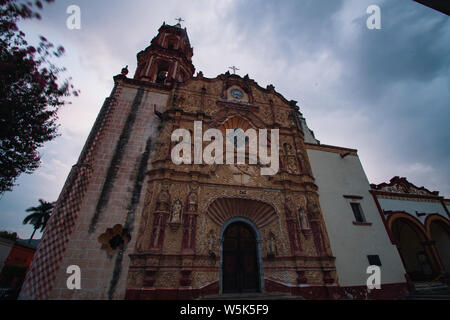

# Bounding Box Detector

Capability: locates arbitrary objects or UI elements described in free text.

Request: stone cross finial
[228,66,239,74]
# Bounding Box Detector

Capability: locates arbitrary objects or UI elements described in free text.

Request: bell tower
[134,21,195,84]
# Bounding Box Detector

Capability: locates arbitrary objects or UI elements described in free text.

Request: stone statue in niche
[267,232,277,258]
[208,230,216,260]
[187,185,198,212]
[285,142,294,155]
[188,192,198,212]
[208,230,215,253]
[170,199,183,223]
[298,207,311,231]
[156,184,170,212]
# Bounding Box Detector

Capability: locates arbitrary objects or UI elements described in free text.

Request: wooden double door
[222,222,260,293]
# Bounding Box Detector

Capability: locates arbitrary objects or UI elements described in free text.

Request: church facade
[19,22,447,300]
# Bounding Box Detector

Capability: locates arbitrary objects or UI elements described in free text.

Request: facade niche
[267,232,277,259]
[169,199,183,230]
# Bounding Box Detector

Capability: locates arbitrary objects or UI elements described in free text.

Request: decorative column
[149,184,170,252]
[285,194,302,255]
[307,195,326,256]
[182,186,199,254]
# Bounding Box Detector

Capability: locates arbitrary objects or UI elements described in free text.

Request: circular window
[231,88,244,99]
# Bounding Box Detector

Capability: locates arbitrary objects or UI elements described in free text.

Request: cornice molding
[305,143,358,156]
[370,176,440,198]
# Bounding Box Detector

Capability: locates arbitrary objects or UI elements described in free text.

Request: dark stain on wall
[88,88,145,234]
[108,136,152,300]
[124,137,153,232]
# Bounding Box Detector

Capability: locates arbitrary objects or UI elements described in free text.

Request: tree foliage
[0,230,18,241]
[0,0,78,194]
[23,198,54,240]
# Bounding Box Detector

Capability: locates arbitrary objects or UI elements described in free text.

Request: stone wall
[46,79,169,299]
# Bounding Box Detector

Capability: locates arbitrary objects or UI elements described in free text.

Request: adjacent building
[371,177,450,285]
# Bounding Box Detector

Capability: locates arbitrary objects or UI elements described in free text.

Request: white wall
[307,148,406,286]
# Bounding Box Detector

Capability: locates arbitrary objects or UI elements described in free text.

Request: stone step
[414,287,450,293]
[414,281,447,289]
[408,295,450,300]
[199,292,302,300]
[407,284,450,300]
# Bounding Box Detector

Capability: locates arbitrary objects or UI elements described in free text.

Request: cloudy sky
[1,0,449,239]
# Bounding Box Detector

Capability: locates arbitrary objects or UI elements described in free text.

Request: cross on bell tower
[228,66,239,74]
[175,17,185,25]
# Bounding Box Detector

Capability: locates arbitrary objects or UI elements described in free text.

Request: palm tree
[23,199,54,243]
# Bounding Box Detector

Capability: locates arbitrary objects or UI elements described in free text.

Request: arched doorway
[429,220,450,273]
[391,218,435,281]
[208,198,274,294]
[220,219,262,294]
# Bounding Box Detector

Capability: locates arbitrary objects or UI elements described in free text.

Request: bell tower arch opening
[155,60,170,84]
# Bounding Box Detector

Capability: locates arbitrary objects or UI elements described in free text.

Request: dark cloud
[226,0,450,196]
[229,0,345,55]
[344,1,450,103]
[1,0,449,238]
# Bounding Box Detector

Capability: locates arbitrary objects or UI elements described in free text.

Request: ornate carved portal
[125,68,337,299]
